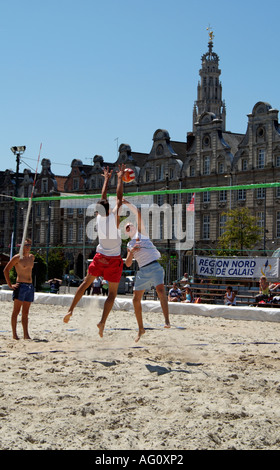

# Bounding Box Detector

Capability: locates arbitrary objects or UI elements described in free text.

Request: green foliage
[47,248,68,280]
[217,207,262,256]
[33,252,47,290]
[9,266,17,284]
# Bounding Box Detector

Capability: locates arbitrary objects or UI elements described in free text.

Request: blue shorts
[134,261,165,291]
[13,283,34,303]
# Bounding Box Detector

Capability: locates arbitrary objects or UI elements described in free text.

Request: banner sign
[196,256,279,279]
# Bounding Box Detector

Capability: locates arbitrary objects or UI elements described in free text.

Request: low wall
[1,290,280,323]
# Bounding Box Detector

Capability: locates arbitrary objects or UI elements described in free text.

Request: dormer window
[73,178,79,191]
[41,179,48,193]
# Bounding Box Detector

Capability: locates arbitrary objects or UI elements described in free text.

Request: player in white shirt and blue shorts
[124,199,170,342]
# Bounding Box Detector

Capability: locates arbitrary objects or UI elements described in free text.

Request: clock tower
[193,28,226,131]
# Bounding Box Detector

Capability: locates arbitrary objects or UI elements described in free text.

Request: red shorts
[88,253,123,283]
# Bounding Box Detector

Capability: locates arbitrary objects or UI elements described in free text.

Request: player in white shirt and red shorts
[64,164,125,338]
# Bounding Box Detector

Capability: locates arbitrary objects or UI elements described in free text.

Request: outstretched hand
[116,163,126,179]
[102,166,113,180]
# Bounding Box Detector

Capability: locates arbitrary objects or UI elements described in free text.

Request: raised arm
[123,198,148,235]
[116,164,125,209]
[101,166,113,200]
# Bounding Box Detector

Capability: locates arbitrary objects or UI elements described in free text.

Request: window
[41,179,48,193]
[237,189,246,201]
[145,170,150,182]
[203,156,210,175]
[156,194,164,206]
[219,190,227,202]
[155,164,164,180]
[219,214,227,237]
[242,159,248,171]
[257,149,265,169]
[203,191,210,203]
[73,178,79,191]
[202,214,210,239]
[276,155,280,167]
[190,165,195,177]
[78,222,84,242]
[218,162,224,174]
[172,193,178,205]
[277,212,280,238]
[68,223,73,243]
[256,188,266,199]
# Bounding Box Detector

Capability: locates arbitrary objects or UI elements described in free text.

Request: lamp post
[224,172,232,210]
[11,146,26,255]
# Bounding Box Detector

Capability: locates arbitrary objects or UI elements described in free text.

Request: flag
[187,193,195,211]
[186,193,195,241]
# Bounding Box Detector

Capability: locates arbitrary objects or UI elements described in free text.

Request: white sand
[0,299,280,450]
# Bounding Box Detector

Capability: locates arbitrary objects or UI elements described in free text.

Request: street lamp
[11,146,26,255]
[224,172,232,210]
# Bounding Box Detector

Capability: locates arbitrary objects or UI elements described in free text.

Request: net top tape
[10,181,280,202]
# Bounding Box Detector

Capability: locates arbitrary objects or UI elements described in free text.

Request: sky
[1,0,280,176]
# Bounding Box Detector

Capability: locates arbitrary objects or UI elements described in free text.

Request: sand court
[0,292,280,450]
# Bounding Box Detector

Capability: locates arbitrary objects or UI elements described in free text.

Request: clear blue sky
[1,0,280,176]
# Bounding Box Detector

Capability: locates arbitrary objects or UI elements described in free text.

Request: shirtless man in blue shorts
[4,238,35,339]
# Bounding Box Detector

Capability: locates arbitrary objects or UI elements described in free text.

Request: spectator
[92,277,102,295]
[256,276,270,303]
[47,278,62,294]
[168,282,182,302]
[101,278,109,296]
[224,286,236,305]
[181,284,193,303]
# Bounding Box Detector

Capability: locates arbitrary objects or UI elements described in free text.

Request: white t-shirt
[127,232,160,268]
[96,212,121,256]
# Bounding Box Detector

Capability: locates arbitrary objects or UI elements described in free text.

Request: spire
[193,27,226,131]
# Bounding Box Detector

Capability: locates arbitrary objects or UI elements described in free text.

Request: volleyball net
[1,180,279,286]
[8,180,280,255]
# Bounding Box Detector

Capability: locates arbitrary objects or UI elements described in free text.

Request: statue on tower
[207,26,214,42]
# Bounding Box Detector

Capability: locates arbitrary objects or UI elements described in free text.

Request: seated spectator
[181,284,193,303]
[256,276,270,303]
[179,272,189,286]
[268,282,280,303]
[168,282,182,302]
[224,286,236,305]
[47,278,62,294]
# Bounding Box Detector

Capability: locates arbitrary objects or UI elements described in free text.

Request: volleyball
[122,168,135,183]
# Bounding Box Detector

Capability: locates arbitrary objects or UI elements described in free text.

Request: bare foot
[135,328,145,343]
[24,335,31,340]
[164,323,171,328]
[97,322,105,338]
[13,335,19,340]
[63,312,72,323]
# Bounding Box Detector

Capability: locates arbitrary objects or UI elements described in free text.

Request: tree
[217,207,262,256]
[47,248,68,280]
[33,252,47,290]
